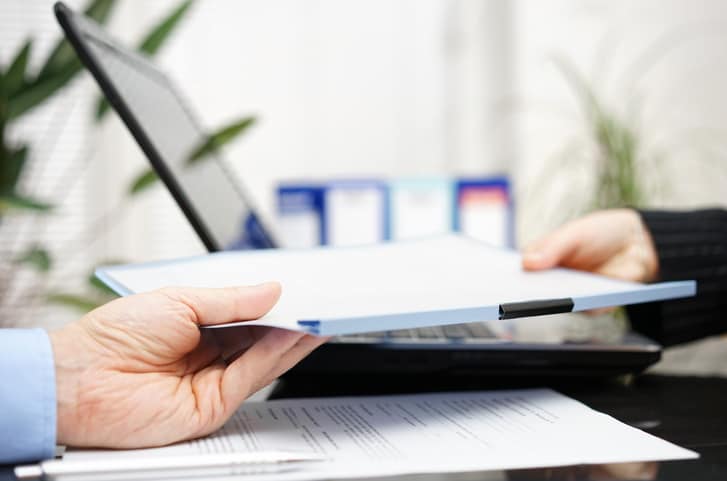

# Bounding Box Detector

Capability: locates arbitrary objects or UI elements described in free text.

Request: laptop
[55,2,662,377]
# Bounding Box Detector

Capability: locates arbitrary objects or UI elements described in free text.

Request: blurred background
[2,0,726,369]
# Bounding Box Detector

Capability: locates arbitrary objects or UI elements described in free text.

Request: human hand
[49,283,326,449]
[522,209,659,283]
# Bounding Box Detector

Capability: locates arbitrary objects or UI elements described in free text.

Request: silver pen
[14,451,328,480]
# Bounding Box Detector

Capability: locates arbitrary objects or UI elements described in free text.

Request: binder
[277,184,325,248]
[389,178,453,240]
[277,176,514,248]
[277,180,388,247]
[455,177,513,248]
[96,235,696,337]
[324,180,388,246]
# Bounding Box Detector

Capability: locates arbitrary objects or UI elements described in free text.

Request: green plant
[528,35,727,229]
[1,1,114,214]
[0,0,198,319]
[553,57,649,211]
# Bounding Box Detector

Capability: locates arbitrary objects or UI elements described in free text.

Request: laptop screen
[75,16,275,251]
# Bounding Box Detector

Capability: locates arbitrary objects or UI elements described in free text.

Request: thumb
[159,282,282,326]
[522,226,581,271]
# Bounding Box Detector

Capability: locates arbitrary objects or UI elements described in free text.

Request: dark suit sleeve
[627,209,727,346]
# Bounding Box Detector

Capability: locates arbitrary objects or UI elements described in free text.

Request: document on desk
[62,389,696,479]
[96,235,696,336]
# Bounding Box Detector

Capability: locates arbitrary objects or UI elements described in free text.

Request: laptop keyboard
[335,322,500,343]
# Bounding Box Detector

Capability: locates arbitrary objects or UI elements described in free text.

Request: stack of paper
[62,389,697,480]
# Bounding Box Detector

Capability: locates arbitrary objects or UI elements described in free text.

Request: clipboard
[96,235,696,336]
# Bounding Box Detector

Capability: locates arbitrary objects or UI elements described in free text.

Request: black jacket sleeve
[627,209,727,346]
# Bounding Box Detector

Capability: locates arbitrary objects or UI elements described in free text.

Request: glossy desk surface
[3,373,726,481]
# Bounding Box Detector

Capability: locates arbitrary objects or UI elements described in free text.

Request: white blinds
[1,0,95,328]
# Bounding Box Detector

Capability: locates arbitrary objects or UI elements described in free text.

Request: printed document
[63,389,696,479]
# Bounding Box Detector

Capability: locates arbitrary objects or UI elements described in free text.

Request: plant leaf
[138,0,194,56]
[47,293,102,313]
[0,145,28,193]
[0,193,53,213]
[0,65,5,96]
[128,168,159,195]
[94,96,111,120]
[14,246,52,272]
[17,0,118,120]
[186,117,256,165]
[4,40,33,97]
[7,68,77,120]
[36,0,117,80]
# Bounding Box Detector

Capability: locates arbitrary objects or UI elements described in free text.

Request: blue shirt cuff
[0,328,57,463]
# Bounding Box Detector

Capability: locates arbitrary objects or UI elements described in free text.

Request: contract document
[62,389,696,479]
[96,235,695,336]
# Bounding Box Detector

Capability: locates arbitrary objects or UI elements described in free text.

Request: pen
[14,451,328,480]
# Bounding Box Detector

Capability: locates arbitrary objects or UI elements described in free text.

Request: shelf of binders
[276,176,513,249]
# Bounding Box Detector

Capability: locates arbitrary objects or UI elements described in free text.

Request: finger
[158,282,281,326]
[253,335,329,392]
[182,329,224,374]
[521,218,592,271]
[220,328,306,411]
[212,325,269,363]
[584,306,617,316]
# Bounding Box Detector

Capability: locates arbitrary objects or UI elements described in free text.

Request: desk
[3,373,726,480]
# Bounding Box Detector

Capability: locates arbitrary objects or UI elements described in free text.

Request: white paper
[62,389,696,480]
[97,235,696,336]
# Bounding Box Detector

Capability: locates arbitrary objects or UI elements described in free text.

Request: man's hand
[49,283,326,449]
[522,209,659,283]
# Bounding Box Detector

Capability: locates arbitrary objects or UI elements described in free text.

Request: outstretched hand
[50,283,326,449]
[522,209,659,283]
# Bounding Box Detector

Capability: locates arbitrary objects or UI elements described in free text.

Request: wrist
[49,324,87,446]
[627,209,659,282]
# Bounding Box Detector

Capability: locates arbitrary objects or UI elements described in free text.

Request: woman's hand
[522,209,659,283]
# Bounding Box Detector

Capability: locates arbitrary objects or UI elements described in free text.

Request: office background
[2,0,726,344]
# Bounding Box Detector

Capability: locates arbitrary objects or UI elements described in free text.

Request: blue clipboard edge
[298,280,697,336]
[299,305,502,336]
[572,280,696,311]
[95,268,134,297]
